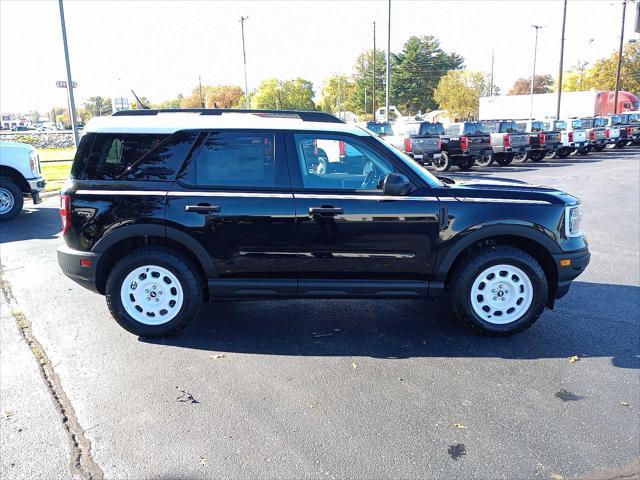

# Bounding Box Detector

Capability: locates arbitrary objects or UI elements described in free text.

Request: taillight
[460,136,469,151]
[589,130,595,140]
[404,137,412,153]
[568,131,574,142]
[339,140,346,156]
[437,137,442,150]
[60,194,71,235]
[605,128,610,139]
[539,132,546,145]
[627,126,633,136]
[503,134,511,148]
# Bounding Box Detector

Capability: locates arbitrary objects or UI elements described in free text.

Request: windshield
[369,133,443,188]
[366,122,394,136]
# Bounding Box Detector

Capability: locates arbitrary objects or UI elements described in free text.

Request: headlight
[565,205,583,237]
[29,150,40,175]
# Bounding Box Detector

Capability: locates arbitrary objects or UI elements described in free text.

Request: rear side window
[191,131,275,188]
[126,131,199,180]
[82,133,167,180]
[70,133,95,179]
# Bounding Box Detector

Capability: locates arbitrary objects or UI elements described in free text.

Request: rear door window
[83,133,167,180]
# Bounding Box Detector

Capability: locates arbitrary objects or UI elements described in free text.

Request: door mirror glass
[382,173,411,196]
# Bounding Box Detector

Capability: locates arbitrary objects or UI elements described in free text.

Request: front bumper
[552,247,590,300]
[57,244,101,293]
[27,176,46,204]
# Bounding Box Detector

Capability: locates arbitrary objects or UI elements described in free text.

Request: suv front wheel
[105,248,203,336]
[449,246,548,335]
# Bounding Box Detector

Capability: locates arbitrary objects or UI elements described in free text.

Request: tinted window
[83,133,167,180]
[555,120,567,131]
[419,122,444,135]
[499,121,518,133]
[571,120,582,129]
[70,133,96,179]
[611,115,622,124]
[366,122,394,136]
[531,121,544,132]
[581,119,594,129]
[445,124,460,135]
[480,121,497,133]
[594,117,606,127]
[126,131,199,180]
[515,122,527,133]
[294,134,397,191]
[463,123,485,134]
[192,131,275,188]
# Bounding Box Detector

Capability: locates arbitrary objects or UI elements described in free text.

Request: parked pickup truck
[0,141,46,220]
[617,113,640,145]
[581,117,608,152]
[607,115,629,148]
[552,119,588,158]
[600,116,621,147]
[514,120,558,162]
[403,121,444,166]
[480,120,530,166]
[435,122,492,171]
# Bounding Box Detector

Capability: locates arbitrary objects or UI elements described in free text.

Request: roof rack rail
[112,108,344,123]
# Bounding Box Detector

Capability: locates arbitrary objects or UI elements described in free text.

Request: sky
[1,0,638,113]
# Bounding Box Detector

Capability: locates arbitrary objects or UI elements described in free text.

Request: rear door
[165,129,297,296]
[287,131,441,297]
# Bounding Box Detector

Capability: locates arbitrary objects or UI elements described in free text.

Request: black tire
[448,246,548,336]
[513,152,528,163]
[457,157,474,171]
[475,155,494,167]
[531,151,545,162]
[0,177,24,221]
[556,148,571,159]
[105,247,204,337]
[433,151,451,172]
[593,144,606,152]
[577,147,589,156]
[495,154,513,166]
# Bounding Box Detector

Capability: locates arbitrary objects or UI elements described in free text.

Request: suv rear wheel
[105,248,203,336]
[449,246,548,335]
[0,177,23,221]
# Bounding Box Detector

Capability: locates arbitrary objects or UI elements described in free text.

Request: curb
[41,190,60,200]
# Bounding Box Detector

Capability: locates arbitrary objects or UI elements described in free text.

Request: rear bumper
[552,248,590,300]
[413,152,441,164]
[57,244,101,293]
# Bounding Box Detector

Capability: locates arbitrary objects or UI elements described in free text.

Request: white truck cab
[0,141,46,220]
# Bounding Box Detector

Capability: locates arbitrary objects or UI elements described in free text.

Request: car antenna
[130,89,150,110]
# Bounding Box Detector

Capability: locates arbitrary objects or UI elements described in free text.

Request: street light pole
[489,49,495,97]
[385,0,391,122]
[556,0,568,120]
[613,0,628,114]
[58,0,79,147]
[530,25,543,120]
[240,16,250,109]
[372,21,376,122]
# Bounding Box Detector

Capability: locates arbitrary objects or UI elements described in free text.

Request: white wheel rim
[470,264,533,325]
[120,265,184,325]
[0,188,15,215]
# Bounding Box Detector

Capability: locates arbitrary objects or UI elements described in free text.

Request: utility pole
[58,0,79,147]
[240,16,250,109]
[364,88,367,118]
[489,49,495,97]
[577,60,589,90]
[614,0,628,114]
[529,25,543,120]
[372,21,376,121]
[556,0,568,119]
[385,0,391,122]
[198,75,205,108]
[337,76,341,119]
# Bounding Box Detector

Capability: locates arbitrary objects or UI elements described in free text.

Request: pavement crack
[1,273,104,480]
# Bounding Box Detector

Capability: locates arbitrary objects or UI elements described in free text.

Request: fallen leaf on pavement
[209,353,225,360]
[198,456,207,466]
[620,401,631,407]
[568,355,580,363]
[550,474,563,480]
[176,387,199,404]
[2,410,13,420]
[351,362,358,369]
[453,423,467,429]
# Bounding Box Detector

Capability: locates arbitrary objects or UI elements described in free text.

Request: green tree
[250,78,315,110]
[434,69,486,120]
[391,35,464,114]
[588,42,640,93]
[318,74,357,113]
[130,96,151,110]
[205,85,244,108]
[154,94,183,109]
[82,96,113,118]
[507,74,554,95]
[352,49,387,117]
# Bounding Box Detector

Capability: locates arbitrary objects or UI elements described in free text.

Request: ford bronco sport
[57,109,590,337]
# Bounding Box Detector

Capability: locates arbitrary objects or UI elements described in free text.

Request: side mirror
[382,172,411,196]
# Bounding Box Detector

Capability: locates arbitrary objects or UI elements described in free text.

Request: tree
[79,96,113,122]
[434,70,486,120]
[205,85,244,108]
[508,74,554,95]
[130,96,151,110]
[318,74,357,113]
[561,68,593,92]
[153,94,183,109]
[27,110,40,123]
[250,78,315,110]
[391,35,464,114]
[588,42,640,93]
[352,49,387,117]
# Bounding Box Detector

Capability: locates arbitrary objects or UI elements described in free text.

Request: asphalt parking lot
[1,146,639,480]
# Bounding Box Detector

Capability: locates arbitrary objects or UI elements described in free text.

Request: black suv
[57,109,590,337]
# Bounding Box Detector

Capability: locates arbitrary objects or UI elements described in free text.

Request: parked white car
[0,141,46,220]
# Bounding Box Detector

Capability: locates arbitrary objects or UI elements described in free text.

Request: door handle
[185,204,221,213]
[309,206,343,216]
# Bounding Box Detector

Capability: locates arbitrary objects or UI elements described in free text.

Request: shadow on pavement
[141,281,639,369]
[0,206,61,244]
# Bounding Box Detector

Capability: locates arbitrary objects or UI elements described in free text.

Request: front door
[287,131,441,297]
[165,129,297,297]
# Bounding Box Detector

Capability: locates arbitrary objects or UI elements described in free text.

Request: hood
[442,176,578,206]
